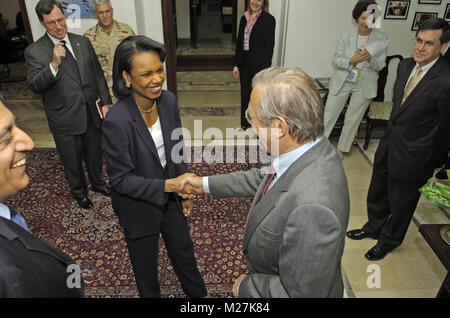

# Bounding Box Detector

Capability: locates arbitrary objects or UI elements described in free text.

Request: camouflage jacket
[84,20,135,101]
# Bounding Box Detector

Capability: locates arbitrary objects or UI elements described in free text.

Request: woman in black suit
[102,36,207,298]
[233,0,275,129]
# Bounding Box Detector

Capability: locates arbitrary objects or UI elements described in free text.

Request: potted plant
[419,170,450,245]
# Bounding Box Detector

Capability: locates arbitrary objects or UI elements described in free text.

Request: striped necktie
[402,67,422,105]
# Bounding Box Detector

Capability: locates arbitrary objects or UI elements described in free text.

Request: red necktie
[262,166,276,197]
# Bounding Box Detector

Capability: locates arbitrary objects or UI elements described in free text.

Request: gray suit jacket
[24,32,111,135]
[209,138,350,297]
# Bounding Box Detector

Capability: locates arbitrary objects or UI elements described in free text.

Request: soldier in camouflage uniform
[84,0,135,104]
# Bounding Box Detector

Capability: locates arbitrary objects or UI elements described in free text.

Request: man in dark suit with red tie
[0,101,83,297]
[24,0,112,209]
[347,18,450,260]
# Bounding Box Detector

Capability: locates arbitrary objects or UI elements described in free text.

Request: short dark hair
[417,17,450,44]
[352,0,378,22]
[112,36,167,100]
[35,0,64,22]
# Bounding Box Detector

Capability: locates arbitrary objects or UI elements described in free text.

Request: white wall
[134,0,164,42]
[282,0,449,78]
[268,0,287,67]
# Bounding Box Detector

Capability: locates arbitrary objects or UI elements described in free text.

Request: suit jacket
[444,49,450,63]
[24,32,111,135]
[209,138,350,298]
[102,92,188,239]
[328,28,387,99]
[374,57,450,181]
[0,209,83,297]
[234,11,276,69]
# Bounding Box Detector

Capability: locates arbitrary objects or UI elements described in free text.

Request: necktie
[10,209,32,233]
[60,40,81,83]
[261,166,276,197]
[402,67,422,105]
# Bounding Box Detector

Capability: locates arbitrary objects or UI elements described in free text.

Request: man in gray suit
[176,67,350,298]
[24,0,112,209]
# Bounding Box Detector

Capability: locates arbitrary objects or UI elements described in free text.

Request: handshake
[165,173,204,199]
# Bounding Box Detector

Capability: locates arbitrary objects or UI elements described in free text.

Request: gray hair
[93,0,111,8]
[252,67,324,144]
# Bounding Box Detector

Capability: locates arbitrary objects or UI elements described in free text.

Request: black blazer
[24,33,111,134]
[444,49,450,63]
[234,10,276,69]
[0,210,83,297]
[102,92,188,239]
[374,57,450,181]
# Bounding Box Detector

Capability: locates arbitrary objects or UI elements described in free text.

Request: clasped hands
[165,173,203,196]
[349,48,372,65]
[166,173,246,296]
[165,173,204,217]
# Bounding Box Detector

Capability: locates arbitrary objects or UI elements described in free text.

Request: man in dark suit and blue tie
[347,18,450,260]
[0,101,83,297]
[24,0,112,209]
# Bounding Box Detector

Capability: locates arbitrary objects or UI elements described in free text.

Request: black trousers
[124,196,207,298]
[362,154,428,252]
[52,109,106,199]
[239,52,263,128]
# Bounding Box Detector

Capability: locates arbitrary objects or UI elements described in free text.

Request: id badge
[346,68,360,83]
[244,32,250,44]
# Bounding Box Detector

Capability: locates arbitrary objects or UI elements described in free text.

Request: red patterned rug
[5,148,264,298]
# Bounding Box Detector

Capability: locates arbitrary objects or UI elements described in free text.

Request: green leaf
[419,182,450,209]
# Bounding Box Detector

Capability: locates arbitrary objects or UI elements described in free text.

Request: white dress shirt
[0,202,11,220]
[405,56,439,87]
[148,117,167,169]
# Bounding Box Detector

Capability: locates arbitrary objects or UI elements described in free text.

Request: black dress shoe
[76,196,94,209]
[92,186,111,197]
[365,245,389,261]
[435,168,449,180]
[346,229,376,240]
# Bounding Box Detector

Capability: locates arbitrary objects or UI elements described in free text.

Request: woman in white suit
[324,0,387,158]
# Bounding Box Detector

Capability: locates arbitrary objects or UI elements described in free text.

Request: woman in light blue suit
[324,0,387,158]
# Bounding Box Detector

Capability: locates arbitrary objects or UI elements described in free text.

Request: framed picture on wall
[418,0,442,4]
[411,12,438,30]
[445,3,450,21]
[57,0,96,19]
[384,0,411,19]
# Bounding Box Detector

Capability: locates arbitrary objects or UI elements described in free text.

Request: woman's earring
[126,82,131,88]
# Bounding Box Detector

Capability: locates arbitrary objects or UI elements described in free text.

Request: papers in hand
[357,38,389,69]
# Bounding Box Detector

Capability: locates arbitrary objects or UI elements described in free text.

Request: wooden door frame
[18,0,34,43]
[161,0,177,96]
[189,0,199,48]
[232,0,237,42]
